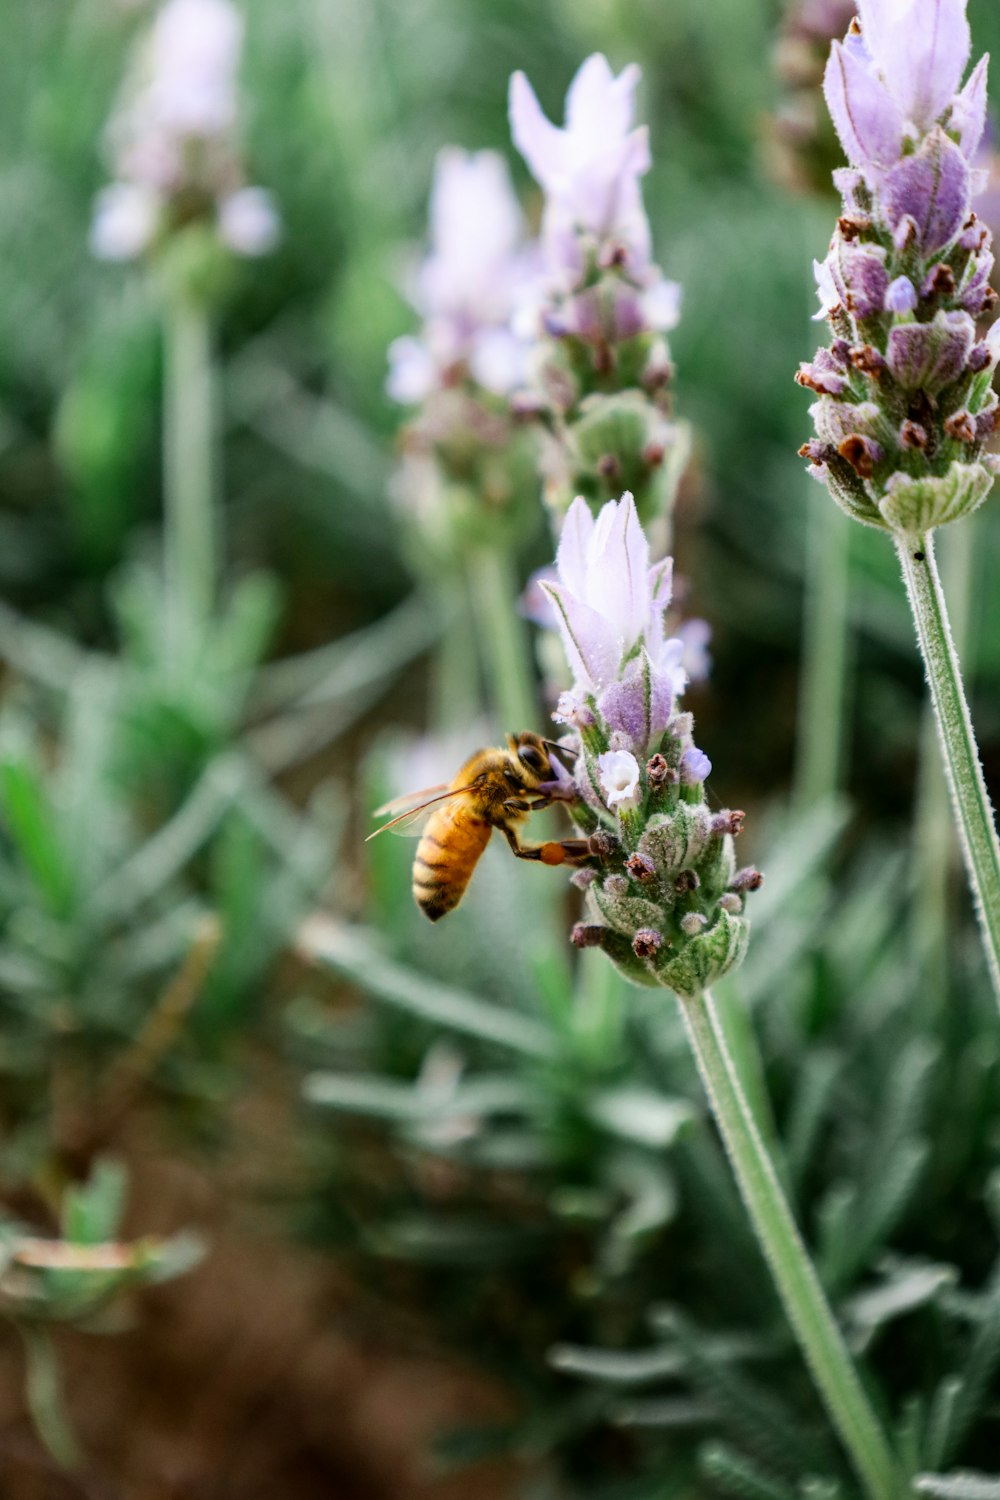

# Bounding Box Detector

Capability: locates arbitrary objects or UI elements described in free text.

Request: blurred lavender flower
[510,55,653,278]
[769,0,859,196]
[91,0,279,264]
[386,149,543,561]
[508,55,687,530]
[387,147,535,404]
[540,494,753,994]
[800,0,1000,534]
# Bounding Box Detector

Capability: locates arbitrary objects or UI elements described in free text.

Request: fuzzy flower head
[510,54,653,276]
[801,0,999,535]
[532,493,755,995]
[387,148,535,404]
[91,0,279,264]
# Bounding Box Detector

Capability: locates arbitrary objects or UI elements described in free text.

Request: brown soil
[0,1055,531,1500]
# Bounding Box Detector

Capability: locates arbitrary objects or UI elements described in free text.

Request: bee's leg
[501,824,592,867]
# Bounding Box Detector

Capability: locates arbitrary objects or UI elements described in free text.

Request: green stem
[680,989,898,1500]
[467,546,538,731]
[431,573,481,735]
[911,523,975,1010]
[164,287,216,630]
[794,493,852,809]
[895,532,1000,1006]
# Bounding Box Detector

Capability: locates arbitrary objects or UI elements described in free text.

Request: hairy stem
[794,495,852,809]
[681,989,899,1500]
[164,287,216,631]
[911,523,975,1011]
[896,532,1000,1006]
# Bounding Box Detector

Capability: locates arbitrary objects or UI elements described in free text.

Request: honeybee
[368,731,588,921]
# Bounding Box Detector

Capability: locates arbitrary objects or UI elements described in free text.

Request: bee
[368,731,588,921]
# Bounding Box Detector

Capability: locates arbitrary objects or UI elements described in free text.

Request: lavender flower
[385,149,542,554]
[387,148,534,404]
[801,0,999,534]
[539,495,754,998]
[508,56,686,528]
[510,54,653,278]
[91,0,279,264]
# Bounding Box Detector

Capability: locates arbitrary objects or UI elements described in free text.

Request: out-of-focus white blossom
[387,147,536,403]
[91,0,279,265]
[90,182,160,261]
[218,187,280,256]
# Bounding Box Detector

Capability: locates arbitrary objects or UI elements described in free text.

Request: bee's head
[508,731,551,787]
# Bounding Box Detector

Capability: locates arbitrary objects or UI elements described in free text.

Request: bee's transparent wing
[367,782,476,840]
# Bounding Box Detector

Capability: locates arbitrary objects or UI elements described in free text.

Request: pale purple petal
[823,39,904,168]
[885,274,919,313]
[555,496,596,600]
[952,54,989,159]
[386,336,435,404]
[509,71,564,191]
[541,580,620,689]
[862,0,971,130]
[680,747,711,785]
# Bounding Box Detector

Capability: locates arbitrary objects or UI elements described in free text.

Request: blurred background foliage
[1,0,1000,1495]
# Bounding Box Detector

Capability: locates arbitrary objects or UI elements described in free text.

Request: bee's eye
[519,745,545,773]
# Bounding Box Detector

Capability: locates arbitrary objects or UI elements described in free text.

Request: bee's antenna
[542,738,578,764]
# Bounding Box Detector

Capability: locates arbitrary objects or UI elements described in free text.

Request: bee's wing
[366,782,478,840]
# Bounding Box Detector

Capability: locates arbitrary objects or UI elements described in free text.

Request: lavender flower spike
[91,0,279,265]
[803,0,1000,1011]
[803,0,997,537]
[533,493,753,998]
[508,56,686,528]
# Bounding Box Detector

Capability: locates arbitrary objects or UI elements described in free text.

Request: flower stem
[164,285,216,631]
[467,545,538,731]
[911,522,975,1012]
[680,988,899,1500]
[895,532,1000,1006]
[794,493,852,810]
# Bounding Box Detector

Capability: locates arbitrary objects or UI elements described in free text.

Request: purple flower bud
[604,873,629,898]
[680,912,708,936]
[571,867,596,890]
[571,922,606,948]
[944,409,977,443]
[718,893,743,915]
[674,869,701,893]
[732,866,765,893]
[885,275,918,315]
[679,747,712,785]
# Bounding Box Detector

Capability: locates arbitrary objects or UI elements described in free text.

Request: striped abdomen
[413,800,492,921]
